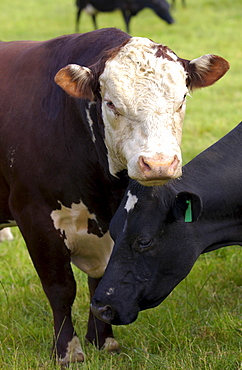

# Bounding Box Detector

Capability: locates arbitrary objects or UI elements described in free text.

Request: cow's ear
[172,192,202,223]
[182,55,229,90]
[54,64,95,100]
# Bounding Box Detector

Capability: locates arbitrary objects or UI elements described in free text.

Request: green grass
[0,0,242,368]
[0,231,241,369]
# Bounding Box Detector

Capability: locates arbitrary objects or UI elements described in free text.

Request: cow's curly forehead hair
[86,37,182,99]
[100,37,187,102]
[104,37,178,68]
[153,44,178,62]
[112,37,176,61]
[100,38,186,90]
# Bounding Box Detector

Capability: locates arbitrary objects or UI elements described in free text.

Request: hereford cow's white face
[99,37,187,185]
[55,36,229,186]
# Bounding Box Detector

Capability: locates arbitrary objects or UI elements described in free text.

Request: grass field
[0,0,241,369]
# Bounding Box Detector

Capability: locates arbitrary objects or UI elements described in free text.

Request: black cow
[92,122,242,326]
[75,0,174,33]
[0,27,229,364]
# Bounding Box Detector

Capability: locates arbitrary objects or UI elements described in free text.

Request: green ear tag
[185,199,192,222]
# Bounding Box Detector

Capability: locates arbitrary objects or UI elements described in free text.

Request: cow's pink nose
[138,154,179,180]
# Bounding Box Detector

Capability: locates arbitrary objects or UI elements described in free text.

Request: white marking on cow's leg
[124,191,138,213]
[58,336,84,365]
[0,227,14,242]
[103,337,120,353]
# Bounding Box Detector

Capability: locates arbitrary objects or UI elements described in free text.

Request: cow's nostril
[99,305,115,323]
[139,156,152,172]
[168,155,179,175]
[91,303,115,324]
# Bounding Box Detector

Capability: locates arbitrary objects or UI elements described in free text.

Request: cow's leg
[92,14,98,29]
[76,8,82,32]
[45,263,84,365]
[122,10,131,34]
[11,207,84,365]
[29,235,84,365]
[85,276,120,352]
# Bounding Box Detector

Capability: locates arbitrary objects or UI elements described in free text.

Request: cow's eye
[137,238,152,250]
[105,100,122,116]
[106,100,115,108]
[105,100,117,112]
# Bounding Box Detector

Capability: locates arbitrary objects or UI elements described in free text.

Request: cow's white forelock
[124,191,138,213]
[99,37,187,178]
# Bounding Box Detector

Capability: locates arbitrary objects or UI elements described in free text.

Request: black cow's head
[91,181,203,325]
[148,0,175,25]
[91,122,242,325]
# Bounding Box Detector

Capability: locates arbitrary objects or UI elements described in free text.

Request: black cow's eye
[138,239,152,249]
[131,238,153,252]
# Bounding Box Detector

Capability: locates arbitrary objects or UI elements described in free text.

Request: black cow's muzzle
[91,299,139,325]
[91,303,116,324]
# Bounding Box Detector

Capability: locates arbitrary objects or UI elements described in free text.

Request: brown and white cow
[0,28,229,365]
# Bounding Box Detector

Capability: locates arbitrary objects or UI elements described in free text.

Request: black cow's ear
[173,192,202,222]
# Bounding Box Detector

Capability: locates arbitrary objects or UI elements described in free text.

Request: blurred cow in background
[171,0,186,8]
[76,0,174,33]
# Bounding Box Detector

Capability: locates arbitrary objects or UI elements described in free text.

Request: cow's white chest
[51,201,113,278]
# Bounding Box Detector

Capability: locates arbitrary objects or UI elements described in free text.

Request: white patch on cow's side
[99,37,187,182]
[58,336,84,365]
[0,227,14,242]
[51,201,113,278]
[86,102,96,143]
[124,191,138,213]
